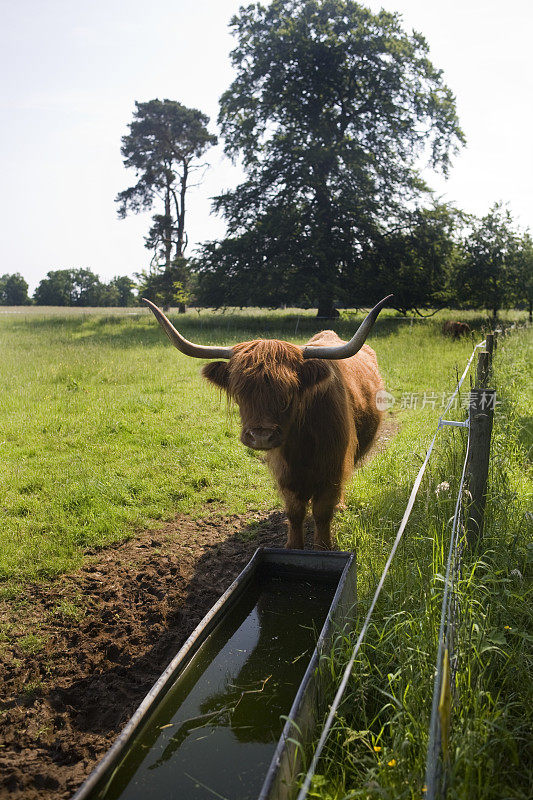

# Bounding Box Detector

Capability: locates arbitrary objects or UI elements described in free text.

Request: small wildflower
[388,758,397,767]
[435,481,450,496]
[504,625,511,630]
[373,745,382,752]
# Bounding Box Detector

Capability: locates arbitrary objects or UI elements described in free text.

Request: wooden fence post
[485,333,494,365]
[465,388,496,547]
[476,351,490,389]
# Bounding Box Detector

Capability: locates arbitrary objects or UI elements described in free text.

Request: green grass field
[0,305,523,581]
[0,306,531,798]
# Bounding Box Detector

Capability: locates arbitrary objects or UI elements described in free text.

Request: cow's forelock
[228,340,302,423]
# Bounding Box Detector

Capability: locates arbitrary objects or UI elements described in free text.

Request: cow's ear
[298,359,332,392]
[202,361,230,391]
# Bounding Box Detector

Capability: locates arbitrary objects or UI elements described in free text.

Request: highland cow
[443,320,471,338]
[144,297,390,549]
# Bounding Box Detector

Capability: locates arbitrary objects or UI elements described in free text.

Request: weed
[22,680,43,698]
[17,633,47,655]
[50,598,85,621]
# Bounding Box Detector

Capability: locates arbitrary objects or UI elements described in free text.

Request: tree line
[3,1,532,318]
[0,270,136,307]
[3,201,530,319]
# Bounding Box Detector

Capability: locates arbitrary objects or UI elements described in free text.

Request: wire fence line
[424,424,472,799]
[296,339,487,800]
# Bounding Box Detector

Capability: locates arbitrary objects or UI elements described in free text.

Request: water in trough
[95,569,337,800]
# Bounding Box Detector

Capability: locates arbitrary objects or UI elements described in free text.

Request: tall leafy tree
[34,269,102,306]
[109,275,136,307]
[452,203,518,319]
[198,0,464,314]
[362,203,465,314]
[509,232,533,322]
[34,270,77,305]
[116,99,217,310]
[0,273,30,305]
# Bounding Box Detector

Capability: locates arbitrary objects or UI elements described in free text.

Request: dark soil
[0,511,293,800]
[0,419,397,800]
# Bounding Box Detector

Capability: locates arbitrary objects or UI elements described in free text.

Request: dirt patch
[0,512,294,799]
[360,413,398,465]
[0,418,397,800]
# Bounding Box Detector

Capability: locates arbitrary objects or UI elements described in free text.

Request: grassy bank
[307,328,532,799]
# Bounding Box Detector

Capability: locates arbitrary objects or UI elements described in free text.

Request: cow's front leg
[282,490,307,549]
[312,491,338,550]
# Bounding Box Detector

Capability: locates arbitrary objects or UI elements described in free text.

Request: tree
[452,203,518,319]
[510,232,533,322]
[197,0,464,315]
[109,275,136,307]
[34,269,103,306]
[135,257,190,308]
[116,99,217,310]
[34,270,76,305]
[196,203,319,308]
[33,270,136,307]
[0,273,30,305]
[362,202,465,314]
[72,269,104,306]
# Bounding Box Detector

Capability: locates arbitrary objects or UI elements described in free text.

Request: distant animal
[144,297,391,550]
[443,320,471,339]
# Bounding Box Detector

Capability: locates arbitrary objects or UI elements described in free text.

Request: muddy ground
[0,421,396,800]
[0,511,297,800]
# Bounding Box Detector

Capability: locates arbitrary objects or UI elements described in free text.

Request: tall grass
[303,329,532,800]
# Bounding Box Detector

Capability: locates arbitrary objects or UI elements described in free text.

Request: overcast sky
[1,0,531,292]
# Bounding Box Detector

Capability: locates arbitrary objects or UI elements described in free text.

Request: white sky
[1,0,531,292]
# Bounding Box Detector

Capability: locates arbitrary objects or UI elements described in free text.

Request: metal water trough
[72,547,357,800]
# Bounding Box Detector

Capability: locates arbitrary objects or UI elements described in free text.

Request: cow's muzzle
[241,426,283,450]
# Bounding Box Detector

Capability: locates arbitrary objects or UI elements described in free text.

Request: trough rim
[71,547,356,800]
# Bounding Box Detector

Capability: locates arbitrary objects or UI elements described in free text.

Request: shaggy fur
[202,331,383,550]
[443,320,471,339]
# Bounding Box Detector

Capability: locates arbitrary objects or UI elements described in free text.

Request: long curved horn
[143,299,233,359]
[301,295,393,359]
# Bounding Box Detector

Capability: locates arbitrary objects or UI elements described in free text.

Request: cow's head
[202,339,334,449]
[143,296,391,451]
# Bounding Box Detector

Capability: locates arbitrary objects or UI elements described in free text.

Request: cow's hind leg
[312,491,338,550]
[282,490,307,549]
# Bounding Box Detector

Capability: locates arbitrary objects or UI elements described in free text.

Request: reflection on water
[97,570,336,800]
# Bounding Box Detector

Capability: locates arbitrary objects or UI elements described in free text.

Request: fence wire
[424,425,471,799]
[296,340,486,800]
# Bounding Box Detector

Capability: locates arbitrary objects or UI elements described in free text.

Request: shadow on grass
[3,312,452,350]
[2,308,522,353]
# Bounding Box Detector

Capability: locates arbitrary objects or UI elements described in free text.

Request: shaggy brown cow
[443,320,471,339]
[144,297,390,550]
